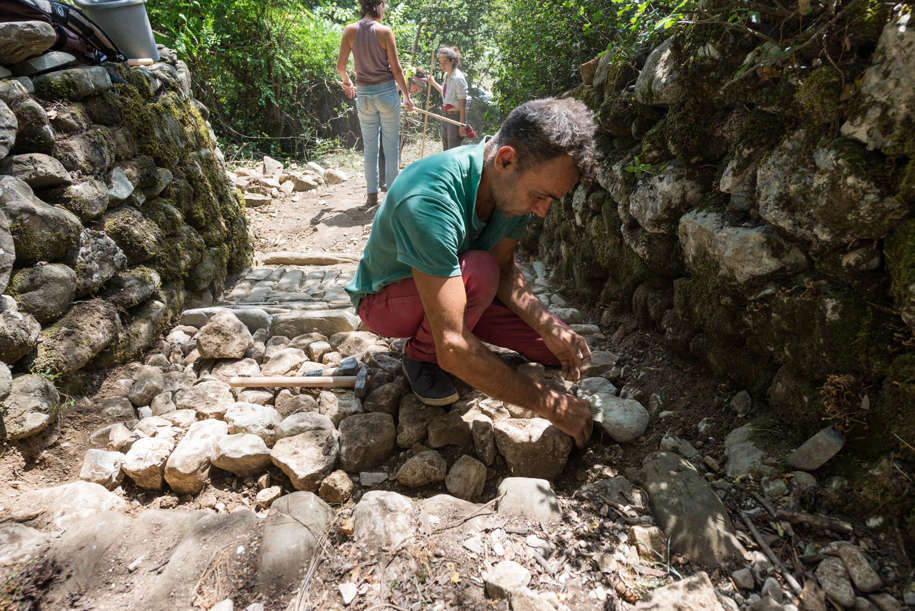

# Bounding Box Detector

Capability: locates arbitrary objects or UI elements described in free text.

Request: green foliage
[148,0,349,158]
[491,0,691,109]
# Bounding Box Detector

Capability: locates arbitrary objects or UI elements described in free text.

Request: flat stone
[786,426,844,471]
[270,430,339,491]
[816,556,856,608]
[0,21,57,64]
[14,51,78,76]
[359,472,387,486]
[7,153,71,189]
[634,571,723,610]
[483,560,531,599]
[179,307,272,333]
[270,310,360,338]
[493,418,573,479]
[497,477,560,523]
[261,251,358,265]
[277,411,335,440]
[835,542,882,593]
[6,481,126,531]
[212,433,271,477]
[636,451,745,565]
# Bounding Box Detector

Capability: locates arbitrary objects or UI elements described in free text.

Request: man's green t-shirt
[346,140,530,310]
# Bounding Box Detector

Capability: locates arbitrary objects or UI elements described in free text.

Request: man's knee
[459,250,500,300]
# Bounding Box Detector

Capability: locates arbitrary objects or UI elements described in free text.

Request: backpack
[0,0,126,64]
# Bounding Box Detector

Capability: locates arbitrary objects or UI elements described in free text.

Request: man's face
[492,153,580,218]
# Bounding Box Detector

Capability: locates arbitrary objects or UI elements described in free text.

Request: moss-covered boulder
[92,299,168,368]
[757,131,907,246]
[103,266,161,309]
[884,218,915,331]
[8,263,76,324]
[102,206,162,264]
[31,299,120,377]
[51,126,116,175]
[0,176,81,264]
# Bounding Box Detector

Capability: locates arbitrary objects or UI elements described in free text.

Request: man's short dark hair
[492,97,599,180]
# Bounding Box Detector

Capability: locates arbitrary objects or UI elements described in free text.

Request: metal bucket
[73,0,159,61]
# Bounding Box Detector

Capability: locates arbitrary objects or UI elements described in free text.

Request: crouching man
[345,97,597,447]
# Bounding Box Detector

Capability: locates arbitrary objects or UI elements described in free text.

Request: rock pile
[232,156,349,208]
[0,22,249,392]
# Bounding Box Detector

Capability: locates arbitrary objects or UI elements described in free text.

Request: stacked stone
[0,20,250,426]
[232,155,349,208]
[548,12,914,515]
[68,304,645,507]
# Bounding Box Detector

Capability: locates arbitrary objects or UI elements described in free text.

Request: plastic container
[73,0,160,61]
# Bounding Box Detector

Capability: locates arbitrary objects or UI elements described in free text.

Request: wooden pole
[419,50,435,158]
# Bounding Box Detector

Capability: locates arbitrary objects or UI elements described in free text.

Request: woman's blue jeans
[356,81,400,195]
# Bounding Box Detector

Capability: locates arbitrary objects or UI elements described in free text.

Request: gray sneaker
[402,355,459,406]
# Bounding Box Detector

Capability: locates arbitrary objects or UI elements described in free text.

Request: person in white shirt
[428,46,468,150]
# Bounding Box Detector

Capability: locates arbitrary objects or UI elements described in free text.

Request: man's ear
[494,145,517,171]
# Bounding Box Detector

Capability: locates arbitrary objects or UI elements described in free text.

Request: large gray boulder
[841,14,915,155]
[0,21,57,64]
[0,176,81,263]
[71,229,127,297]
[0,296,40,364]
[32,299,120,376]
[0,373,60,440]
[8,262,76,323]
[636,452,746,566]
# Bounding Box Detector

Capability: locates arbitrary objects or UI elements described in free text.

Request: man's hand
[549,392,593,448]
[542,326,591,382]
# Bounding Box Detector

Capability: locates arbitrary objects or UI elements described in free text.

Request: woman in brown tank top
[337,0,414,207]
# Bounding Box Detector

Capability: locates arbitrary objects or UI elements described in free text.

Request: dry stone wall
[536,10,913,521]
[0,22,250,395]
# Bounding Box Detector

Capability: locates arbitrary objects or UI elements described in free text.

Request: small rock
[255,486,282,510]
[338,582,357,605]
[339,412,395,471]
[483,560,531,599]
[78,449,125,490]
[730,390,753,417]
[732,567,755,590]
[816,556,856,608]
[786,426,844,471]
[835,542,882,593]
[869,593,903,611]
[629,524,667,560]
[318,470,353,505]
[359,472,387,486]
[497,477,560,523]
[444,455,486,500]
[395,450,447,487]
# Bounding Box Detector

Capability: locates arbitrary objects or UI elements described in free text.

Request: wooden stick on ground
[739,510,803,596]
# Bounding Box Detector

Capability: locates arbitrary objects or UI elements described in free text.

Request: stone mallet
[228,362,368,397]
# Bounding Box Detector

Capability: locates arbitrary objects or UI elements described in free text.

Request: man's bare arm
[412,268,592,447]
[490,238,591,381]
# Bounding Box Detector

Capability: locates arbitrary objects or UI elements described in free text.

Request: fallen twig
[739,511,803,596]
[774,510,854,535]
